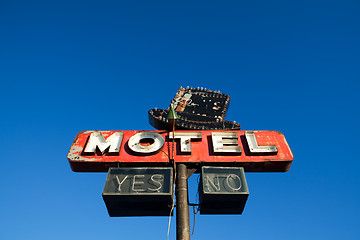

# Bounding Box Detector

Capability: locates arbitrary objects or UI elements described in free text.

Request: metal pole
[176,164,191,240]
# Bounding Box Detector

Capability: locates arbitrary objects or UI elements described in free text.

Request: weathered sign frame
[68,130,293,172]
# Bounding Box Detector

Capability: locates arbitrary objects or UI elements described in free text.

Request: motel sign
[67,87,294,239]
[68,130,293,172]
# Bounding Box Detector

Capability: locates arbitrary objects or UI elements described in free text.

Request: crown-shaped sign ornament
[148,86,240,131]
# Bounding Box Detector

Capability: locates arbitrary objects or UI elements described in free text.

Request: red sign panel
[67,130,293,172]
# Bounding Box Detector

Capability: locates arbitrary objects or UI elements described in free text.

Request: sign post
[176,164,191,240]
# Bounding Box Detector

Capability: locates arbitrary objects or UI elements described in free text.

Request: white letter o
[128,132,165,155]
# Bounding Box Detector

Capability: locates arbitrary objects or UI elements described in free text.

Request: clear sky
[1,0,359,239]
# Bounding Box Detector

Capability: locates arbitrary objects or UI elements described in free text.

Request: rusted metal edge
[69,160,293,173]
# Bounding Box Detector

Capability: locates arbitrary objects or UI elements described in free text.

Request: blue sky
[1,0,359,239]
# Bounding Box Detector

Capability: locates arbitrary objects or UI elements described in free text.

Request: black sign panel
[102,167,173,217]
[199,166,249,214]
